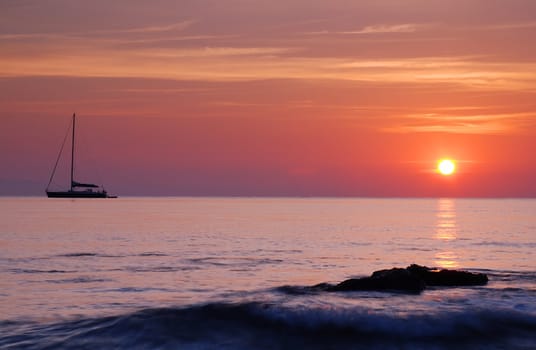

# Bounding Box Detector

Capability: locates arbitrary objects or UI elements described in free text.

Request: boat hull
[46,191,112,198]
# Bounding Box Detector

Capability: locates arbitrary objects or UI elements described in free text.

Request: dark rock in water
[313,264,488,294]
[406,264,488,286]
[329,268,425,293]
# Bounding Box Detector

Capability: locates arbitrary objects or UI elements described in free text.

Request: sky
[1,0,536,197]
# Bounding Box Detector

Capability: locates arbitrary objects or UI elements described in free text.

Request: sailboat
[46,113,116,198]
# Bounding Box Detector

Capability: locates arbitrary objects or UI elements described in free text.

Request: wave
[2,302,535,349]
[57,252,125,258]
[138,252,168,257]
[45,276,113,284]
[186,257,284,267]
[125,265,200,273]
[58,252,99,257]
[475,241,536,248]
[10,268,77,274]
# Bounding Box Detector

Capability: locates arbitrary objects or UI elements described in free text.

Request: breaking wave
[2,302,535,349]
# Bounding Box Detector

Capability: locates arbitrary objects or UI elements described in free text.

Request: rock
[310,282,333,291]
[312,264,488,294]
[328,267,425,293]
[407,264,488,286]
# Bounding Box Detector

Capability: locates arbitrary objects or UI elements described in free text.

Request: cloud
[117,20,196,34]
[1,13,535,97]
[385,123,509,134]
[479,21,536,31]
[137,47,294,58]
[384,112,536,134]
[2,46,536,94]
[0,20,195,41]
[303,23,425,36]
[340,23,421,35]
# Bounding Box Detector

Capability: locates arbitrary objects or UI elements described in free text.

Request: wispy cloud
[340,23,421,35]
[479,21,536,31]
[117,20,196,34]
[2,47,536,93]
[384,112,536,134]
[137,47,294,58]
[0,20,195,41]
[1,14,536,100]
[303,23,425,36]
[385,123,509,134]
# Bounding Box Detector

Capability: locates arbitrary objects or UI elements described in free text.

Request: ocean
[1,197,535,349]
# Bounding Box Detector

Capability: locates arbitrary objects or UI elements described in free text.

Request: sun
[437,159,456,176]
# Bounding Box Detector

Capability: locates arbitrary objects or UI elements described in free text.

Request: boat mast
[70,113,75,191]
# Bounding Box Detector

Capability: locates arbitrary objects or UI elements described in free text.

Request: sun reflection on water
[436,199,457,241]
[435,251,459,269]
[435,199,459,268]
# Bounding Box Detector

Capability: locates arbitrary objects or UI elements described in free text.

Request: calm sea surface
[1,197,535,349]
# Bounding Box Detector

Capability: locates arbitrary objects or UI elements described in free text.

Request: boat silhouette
[46,113,116,198]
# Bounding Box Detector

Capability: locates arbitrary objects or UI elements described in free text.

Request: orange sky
[1,0,535,196]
